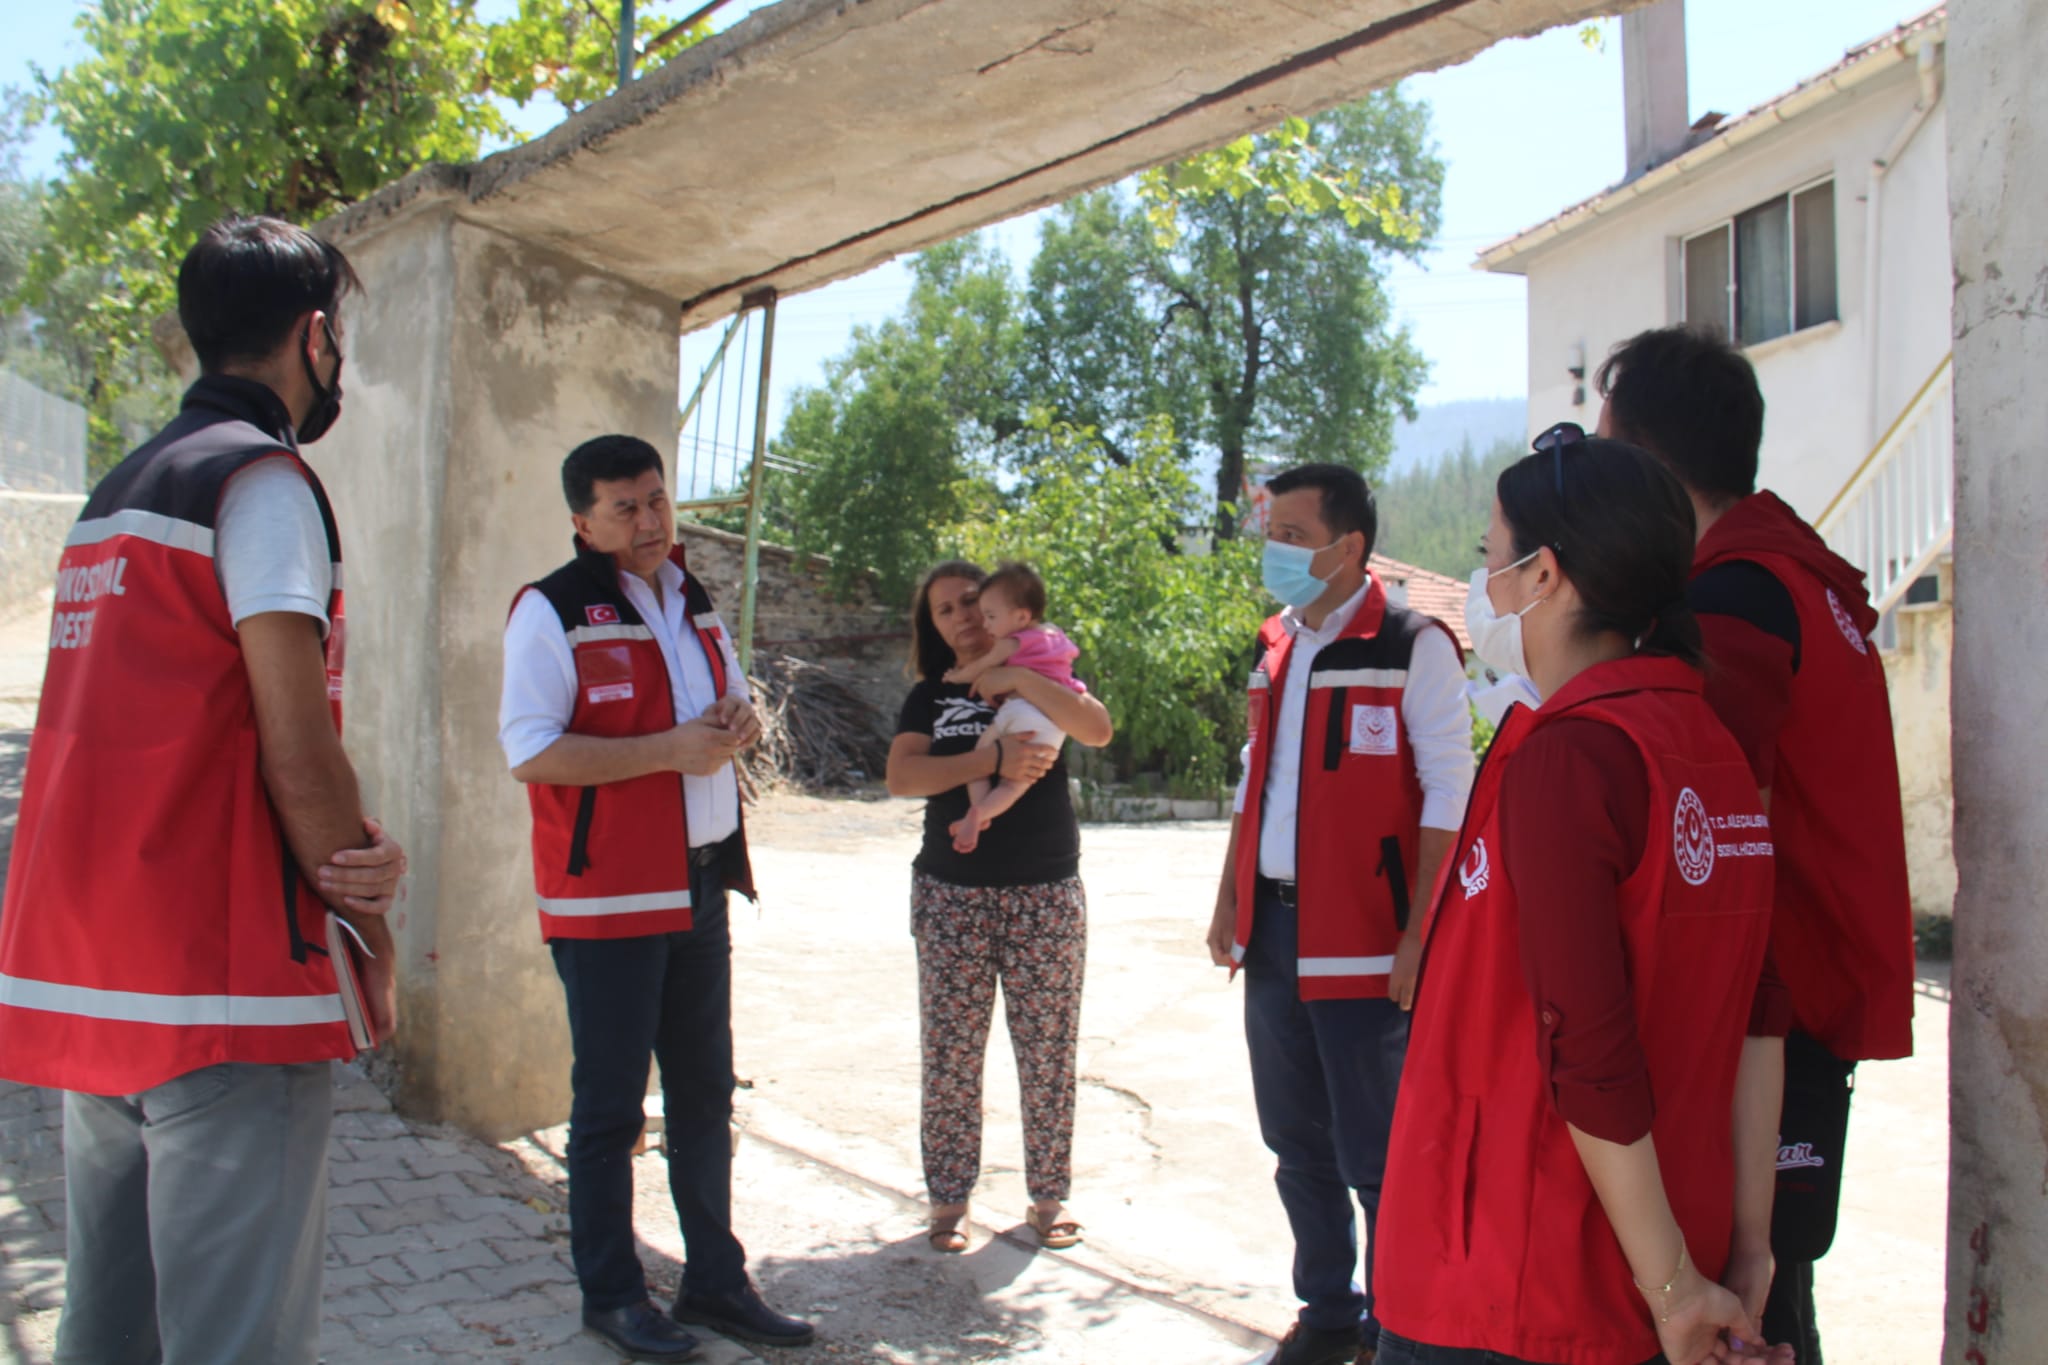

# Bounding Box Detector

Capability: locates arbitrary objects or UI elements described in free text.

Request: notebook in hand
[326,912,376,1053]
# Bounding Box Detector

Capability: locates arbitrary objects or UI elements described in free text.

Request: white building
[1479,2,1955,918]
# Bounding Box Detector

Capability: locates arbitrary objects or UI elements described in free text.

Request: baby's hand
[942,666,968,684]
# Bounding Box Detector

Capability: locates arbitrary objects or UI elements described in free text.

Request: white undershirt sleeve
[1402,626,1478,831]
[499,590,578,771]
[216,457,332,635]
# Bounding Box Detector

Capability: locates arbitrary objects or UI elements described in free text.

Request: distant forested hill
[1374,435,1525,579]
[1386,397,1525,478]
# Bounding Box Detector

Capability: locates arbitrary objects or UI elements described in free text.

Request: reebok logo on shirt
[933,697,993,741]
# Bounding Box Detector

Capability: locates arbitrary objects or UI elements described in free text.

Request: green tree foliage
[767,237,1023,603]
[950,417,1264,791]
[1371,434,1525,579]
[1103,94,1443,536]
[0,88,182,463]
[10,0,710,474]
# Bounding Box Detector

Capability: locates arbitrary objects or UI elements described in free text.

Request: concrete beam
[1945,0,2048,1357]
[327,0,1631,332]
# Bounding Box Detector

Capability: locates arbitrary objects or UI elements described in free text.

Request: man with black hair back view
[1206,462,1474,1365]
[501,436,814,1361]
[0,216,408,1364]
[1598,325,1917,1365]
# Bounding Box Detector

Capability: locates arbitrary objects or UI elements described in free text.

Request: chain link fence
[0,369,87,495]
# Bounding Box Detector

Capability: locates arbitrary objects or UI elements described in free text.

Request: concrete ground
[0,599,1951,1361]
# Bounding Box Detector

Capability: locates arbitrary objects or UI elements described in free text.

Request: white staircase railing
[1814,353,1954,619]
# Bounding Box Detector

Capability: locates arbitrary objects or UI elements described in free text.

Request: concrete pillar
[318,204,680,1138]
[1944,1,2048,1358]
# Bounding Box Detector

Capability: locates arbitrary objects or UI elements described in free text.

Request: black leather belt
[1256,875,1299,906]
[689,835,734,869]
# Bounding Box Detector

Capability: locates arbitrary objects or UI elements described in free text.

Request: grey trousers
[55,1061,334,1365]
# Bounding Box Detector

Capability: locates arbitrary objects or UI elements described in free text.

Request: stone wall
[1883,589,1955,920]
[677,521,912,749]
[0,493,84,621]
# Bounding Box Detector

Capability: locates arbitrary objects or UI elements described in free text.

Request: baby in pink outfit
[942,561,1086,853]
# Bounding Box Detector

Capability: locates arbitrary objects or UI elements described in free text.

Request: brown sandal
[1025,1205,1083,1249]
[928,1205,969,1253]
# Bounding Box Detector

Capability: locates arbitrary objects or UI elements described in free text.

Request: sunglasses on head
[1532,421,1587,498]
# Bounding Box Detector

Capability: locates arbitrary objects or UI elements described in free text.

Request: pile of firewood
[736,652,889,798]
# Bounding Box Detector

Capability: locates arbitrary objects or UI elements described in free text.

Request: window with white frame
[1682,178,1838,346]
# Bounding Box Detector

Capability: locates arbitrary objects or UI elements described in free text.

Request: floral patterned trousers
[911,870,1088,1206]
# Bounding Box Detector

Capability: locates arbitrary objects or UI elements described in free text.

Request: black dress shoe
[583,1301,703,1362]
[1271,1322,1364,1365]
[673,1279,817,1348]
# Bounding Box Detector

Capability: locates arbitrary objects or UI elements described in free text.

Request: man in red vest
[1206,463,1474,1365]
[500,435,812,1360]
[1598,326,1917,1365]
[0,217,407,1363]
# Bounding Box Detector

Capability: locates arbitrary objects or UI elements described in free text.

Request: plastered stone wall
[1883,595,1956,921]
[677,522,909,747]
[0,494,84,620]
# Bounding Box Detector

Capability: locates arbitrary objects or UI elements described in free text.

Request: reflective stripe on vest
[0,973,344,1028]
[536,889,693,918]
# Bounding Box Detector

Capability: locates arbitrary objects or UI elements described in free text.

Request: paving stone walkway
[0,1063,763,1365]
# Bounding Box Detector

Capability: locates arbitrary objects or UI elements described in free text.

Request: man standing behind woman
[1596,327,1917,1365]
[887,561,1114,1253]
[1208,464,1475,1365]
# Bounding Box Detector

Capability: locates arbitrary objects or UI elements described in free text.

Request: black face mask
[298,318,344,443]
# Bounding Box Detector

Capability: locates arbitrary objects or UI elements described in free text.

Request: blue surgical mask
[1261,538,1340,608]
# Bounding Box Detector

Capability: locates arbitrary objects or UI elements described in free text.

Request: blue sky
[11,0,1934,429]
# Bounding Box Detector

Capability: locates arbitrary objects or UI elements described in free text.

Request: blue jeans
[1243,889,1409,1343]
[1376,1329,1667,1365]
[551,860,745,1311]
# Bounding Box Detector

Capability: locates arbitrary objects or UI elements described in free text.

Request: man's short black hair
[1596,325,1765,504]
[1266,462,1378,558]
[562,435,665,514]
[177,216,360,373]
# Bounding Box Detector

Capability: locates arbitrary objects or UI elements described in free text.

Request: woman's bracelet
[991,738,1004,778]
[1632,1237,1689,1323]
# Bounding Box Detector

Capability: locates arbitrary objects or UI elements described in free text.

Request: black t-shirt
[895,680,1080,888]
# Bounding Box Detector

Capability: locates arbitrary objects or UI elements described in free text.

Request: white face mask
[1465,551,1545,680]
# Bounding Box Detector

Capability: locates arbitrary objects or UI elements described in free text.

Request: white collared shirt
[499,558,747,847]
[1233,577,1475,880]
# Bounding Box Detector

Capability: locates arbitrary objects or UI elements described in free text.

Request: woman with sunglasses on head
[1371,429,1793,1365]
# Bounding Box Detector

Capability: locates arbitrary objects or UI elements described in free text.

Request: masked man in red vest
[500,435,812,1361]
[0,217,407,1364]
[1598,326,1917,1365]
[1206,463,1475,1365]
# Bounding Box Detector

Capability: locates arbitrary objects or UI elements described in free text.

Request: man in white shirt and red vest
[500,435,813,1361]
[0,216,407,1364]
[1598,326,1917,1365]
[1207,463,1475,1365]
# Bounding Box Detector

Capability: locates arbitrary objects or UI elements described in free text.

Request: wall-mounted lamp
[1567,341,1587,407]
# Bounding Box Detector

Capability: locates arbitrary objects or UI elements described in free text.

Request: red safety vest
[0,377,353,1096]
[1375,657,1774,1365]
[515,541,755,941]
[1695,493,1915,1061]
[1233,578,1460,1000]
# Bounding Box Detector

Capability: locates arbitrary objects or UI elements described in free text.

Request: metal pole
[618,0,637,88]
[737,289,778,673]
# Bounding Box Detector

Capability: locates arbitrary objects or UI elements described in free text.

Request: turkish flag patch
[585,604,620,626]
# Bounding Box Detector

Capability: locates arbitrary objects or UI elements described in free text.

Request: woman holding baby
[885,559,1114,1255]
